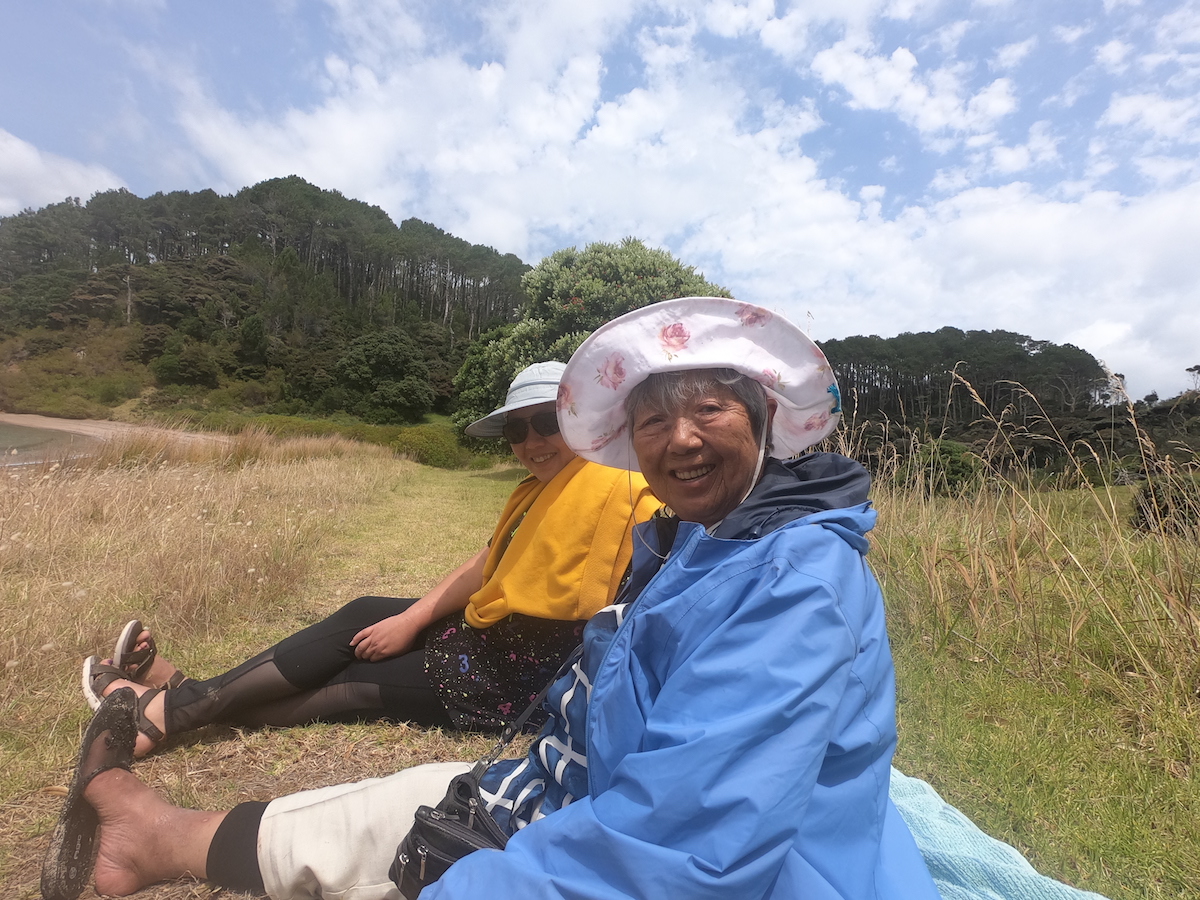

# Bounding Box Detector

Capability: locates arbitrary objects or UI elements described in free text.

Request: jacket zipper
[583,521,702,797]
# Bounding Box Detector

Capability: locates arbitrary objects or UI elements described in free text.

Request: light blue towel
[889,768,1109,900]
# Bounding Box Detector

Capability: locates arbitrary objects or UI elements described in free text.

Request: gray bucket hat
[464,361,567,438]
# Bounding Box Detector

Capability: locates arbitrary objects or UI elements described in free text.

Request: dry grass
[0,429,524,898]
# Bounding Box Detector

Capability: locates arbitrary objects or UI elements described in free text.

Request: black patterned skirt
[423,610,585,732]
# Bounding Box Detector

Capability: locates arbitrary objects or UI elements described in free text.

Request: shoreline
[0,412,179,442]
[0,412,227,466]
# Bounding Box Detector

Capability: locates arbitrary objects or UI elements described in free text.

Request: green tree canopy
[452,237,729,434]
[821,327,1111,424]
[335,327,434,423]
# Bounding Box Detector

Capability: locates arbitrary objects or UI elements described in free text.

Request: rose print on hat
[737,304,771,327]
[757,369,786,390]
[803,410,830,432]
[812,345,831,372]
[557,383,577,417]
[596,352,627,390]
[590,423,626,451]
[658,322,690,359]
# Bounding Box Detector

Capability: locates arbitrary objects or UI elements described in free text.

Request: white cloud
[811,42,1017,139]
[0,130,125,216]
[1134,154,1200,184]
[992,36,1036,70]
[1155,3,1200,49]
[479,0,641,82]
[929,19,971,54]
[1053,24,1092,44]
[1094,39,1133,72]
[860,182,1200,398]
[990,120,1059,173]
[929,166,972,192]
[702,0,775,38]
[759,9,812,59]
[321,0,427,66]
[1102,93,1200,141]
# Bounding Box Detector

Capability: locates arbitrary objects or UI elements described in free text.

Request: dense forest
[822,329,1115,425]
[2,178,1195,470]
[0,177,528,420]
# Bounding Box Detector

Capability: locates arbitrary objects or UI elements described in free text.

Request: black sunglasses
[502,410,561,444]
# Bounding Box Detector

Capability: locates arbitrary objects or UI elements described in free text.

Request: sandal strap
[88,661,166,746]
[87,660,131,697]
[164,671,190,690]
[115,626,187,689]
[117,633,157,684]
[136,688,165,744]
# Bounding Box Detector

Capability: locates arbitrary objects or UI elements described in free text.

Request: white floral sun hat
[557,296,841,471]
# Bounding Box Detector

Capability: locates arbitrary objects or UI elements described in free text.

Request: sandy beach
[0,412,227,465]
[0,412,169,441]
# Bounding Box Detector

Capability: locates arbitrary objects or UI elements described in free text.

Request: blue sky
[2,0,1198,399]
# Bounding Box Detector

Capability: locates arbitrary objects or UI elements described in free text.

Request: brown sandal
[81,657,165,747]
[112,619,188,689]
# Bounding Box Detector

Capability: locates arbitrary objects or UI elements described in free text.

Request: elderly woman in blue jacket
[44,297,940,900]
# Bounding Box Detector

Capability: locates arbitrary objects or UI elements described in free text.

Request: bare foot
[97,664,166,757]
[87,768,225,895]
[123,629,187,689]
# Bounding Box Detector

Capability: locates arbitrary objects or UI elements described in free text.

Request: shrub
[1130,470,1200,535]
[392,424,471,469]
[34,393,105,419]
[22,329,68,356]
[901,438,983,496]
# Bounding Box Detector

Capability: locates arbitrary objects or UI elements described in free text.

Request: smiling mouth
[673,464,714,482]
[531,452,556,464]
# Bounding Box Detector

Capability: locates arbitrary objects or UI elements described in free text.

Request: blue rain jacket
[428,455,939,900]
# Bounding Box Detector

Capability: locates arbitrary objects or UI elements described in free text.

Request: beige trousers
[257,761,473,900]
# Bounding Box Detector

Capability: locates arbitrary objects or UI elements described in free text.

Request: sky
[2,0,1198,400]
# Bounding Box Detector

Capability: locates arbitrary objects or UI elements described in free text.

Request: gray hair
[624,368,771,449]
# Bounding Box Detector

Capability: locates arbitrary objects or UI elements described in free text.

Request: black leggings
[163,596,454,735]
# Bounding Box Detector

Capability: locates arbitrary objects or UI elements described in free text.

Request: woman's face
[630,383,772,527]
[507,402,576,482]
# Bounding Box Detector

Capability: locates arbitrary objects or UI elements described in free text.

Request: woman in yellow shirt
[84,363,659,755]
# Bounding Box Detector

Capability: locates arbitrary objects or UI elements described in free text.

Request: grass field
[0,433,525,898]
[1,427,1196,898]
[873,457,1200,899]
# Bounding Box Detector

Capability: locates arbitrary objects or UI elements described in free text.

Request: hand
[350,613,424,661]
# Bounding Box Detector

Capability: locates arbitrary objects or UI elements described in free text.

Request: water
[0,422,94,465]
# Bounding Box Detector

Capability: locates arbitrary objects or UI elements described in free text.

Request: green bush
[902,439,982,496]
[1130,470,1200,535]
[22,329,68,356]
[34,393,105,419]
[392,425,471,469]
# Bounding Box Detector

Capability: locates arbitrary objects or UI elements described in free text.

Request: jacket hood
[710,452,872,541]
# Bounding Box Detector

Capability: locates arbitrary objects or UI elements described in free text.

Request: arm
[350,547,489,660]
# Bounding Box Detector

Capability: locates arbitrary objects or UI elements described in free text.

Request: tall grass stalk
[836,386,1200,898]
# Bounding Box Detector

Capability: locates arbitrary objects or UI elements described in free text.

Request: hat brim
[465,397,557,438]
[557,297,841,470]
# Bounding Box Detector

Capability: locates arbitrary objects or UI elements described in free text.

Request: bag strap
[470,643,584,778]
